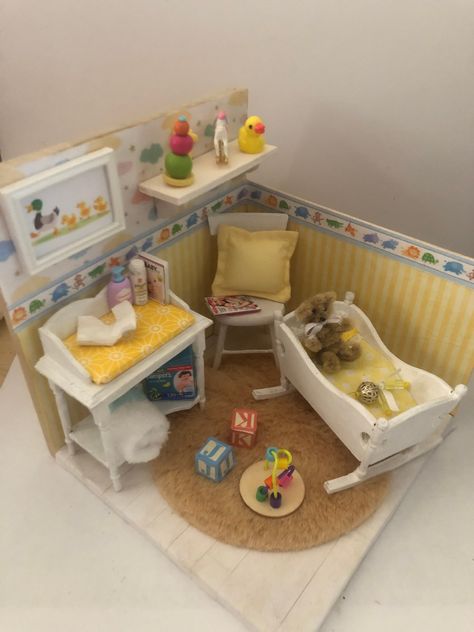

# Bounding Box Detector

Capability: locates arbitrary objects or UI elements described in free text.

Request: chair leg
[213,323,228,369]
[269,323,279,368]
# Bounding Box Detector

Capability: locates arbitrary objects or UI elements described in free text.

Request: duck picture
[238,115,266,154]
[28,199,60,238]
[93,196,109,214]
[61,214,78,229]
[76,201,91,219]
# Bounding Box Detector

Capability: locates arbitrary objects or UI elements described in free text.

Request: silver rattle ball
[356,381,380,405]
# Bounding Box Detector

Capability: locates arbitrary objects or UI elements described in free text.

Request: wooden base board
[56,444,428,632]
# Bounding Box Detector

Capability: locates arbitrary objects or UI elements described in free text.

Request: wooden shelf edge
[139,141,277,206]
[155,395,201,415]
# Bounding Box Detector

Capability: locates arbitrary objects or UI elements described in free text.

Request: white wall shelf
[139,140,277,206]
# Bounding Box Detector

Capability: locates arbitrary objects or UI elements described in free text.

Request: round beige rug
[153,355,389,551]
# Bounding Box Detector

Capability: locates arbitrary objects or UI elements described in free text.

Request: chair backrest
[208,212,288,235]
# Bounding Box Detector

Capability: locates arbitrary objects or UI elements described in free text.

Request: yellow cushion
[64,302,195,385]
[323,338,417,418]
[211,225,298,303]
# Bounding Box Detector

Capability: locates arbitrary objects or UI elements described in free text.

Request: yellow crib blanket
[322,338,417,418]
[64,301,195,385]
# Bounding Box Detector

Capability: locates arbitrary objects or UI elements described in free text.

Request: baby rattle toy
[239,447,305,517]
[355,370,410,416]
[256,448,294,508]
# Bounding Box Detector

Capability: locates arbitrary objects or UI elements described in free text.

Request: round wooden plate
[239,460,305,518]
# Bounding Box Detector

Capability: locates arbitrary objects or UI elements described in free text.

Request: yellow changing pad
[64,301,195,384]
[323,338,417,418]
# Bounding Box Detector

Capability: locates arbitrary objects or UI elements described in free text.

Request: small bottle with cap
[129,257,148,306]
[106,265,133,309]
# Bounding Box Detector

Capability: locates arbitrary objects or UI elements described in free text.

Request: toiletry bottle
[107,265,133,308]
[129,257,148,306]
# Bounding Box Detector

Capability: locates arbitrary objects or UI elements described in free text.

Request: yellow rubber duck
[238,115,266,154]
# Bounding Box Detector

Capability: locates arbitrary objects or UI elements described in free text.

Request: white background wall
[1,0,473,256]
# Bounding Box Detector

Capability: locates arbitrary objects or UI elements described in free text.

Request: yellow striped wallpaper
[286,219,473,389]
[11,205,473,455]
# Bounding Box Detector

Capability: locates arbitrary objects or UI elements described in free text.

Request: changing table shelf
[70,415,109,467]
[139,140,277,205]
[68,396,201,469]
[156,395,201,415]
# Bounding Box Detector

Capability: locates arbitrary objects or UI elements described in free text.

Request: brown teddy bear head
[295,291,337,324]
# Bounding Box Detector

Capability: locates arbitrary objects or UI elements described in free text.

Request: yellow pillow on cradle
[322,338,417,419]
[64,301,195,385]
[211,224,298,303]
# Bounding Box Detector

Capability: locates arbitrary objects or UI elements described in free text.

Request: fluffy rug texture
[153,355,389,551]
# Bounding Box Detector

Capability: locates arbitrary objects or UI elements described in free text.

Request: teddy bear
[294,291,361,373]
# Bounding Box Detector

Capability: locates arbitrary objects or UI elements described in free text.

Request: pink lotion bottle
[107,265,133,308]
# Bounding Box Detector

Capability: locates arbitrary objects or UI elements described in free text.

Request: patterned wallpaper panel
[7,184,248,330]
[8,177,472,455]
[0,88,248,310]
[244,183,473,288]
[283,219,473,388]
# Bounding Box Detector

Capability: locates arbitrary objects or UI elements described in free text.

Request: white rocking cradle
[253,292,467,493]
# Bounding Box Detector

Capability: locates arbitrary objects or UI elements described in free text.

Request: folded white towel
[77,301,137,346]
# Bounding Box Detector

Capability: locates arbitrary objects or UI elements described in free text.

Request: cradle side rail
[254,300,468,493]
[323,380,466,492]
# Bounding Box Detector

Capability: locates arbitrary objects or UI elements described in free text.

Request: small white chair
[208,212,289,369]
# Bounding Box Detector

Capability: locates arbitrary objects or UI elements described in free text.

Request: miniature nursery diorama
[0,87,472,631]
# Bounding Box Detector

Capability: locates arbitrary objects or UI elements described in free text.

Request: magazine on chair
[205,295,261,316]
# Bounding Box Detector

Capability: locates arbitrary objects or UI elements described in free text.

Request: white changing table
[35,289,212,491]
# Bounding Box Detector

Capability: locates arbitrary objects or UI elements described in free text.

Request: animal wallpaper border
[7,179,473,331]
[8,184,248,330]
[243,183,474,287]
[0,87,249,317]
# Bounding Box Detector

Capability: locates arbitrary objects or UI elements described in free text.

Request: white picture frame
[0,147,125,273]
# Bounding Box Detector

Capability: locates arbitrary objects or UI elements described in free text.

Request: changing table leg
[49,381,75,455]
[92,404,122,492]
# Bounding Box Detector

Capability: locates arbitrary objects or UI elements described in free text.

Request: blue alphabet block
[195,437,235,482]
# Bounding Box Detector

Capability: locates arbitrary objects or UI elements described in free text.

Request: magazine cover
[205,295,261,316]
[138,252,170,304]
[143,346,196,401]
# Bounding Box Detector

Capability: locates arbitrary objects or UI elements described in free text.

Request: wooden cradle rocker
[253,292,467,493]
